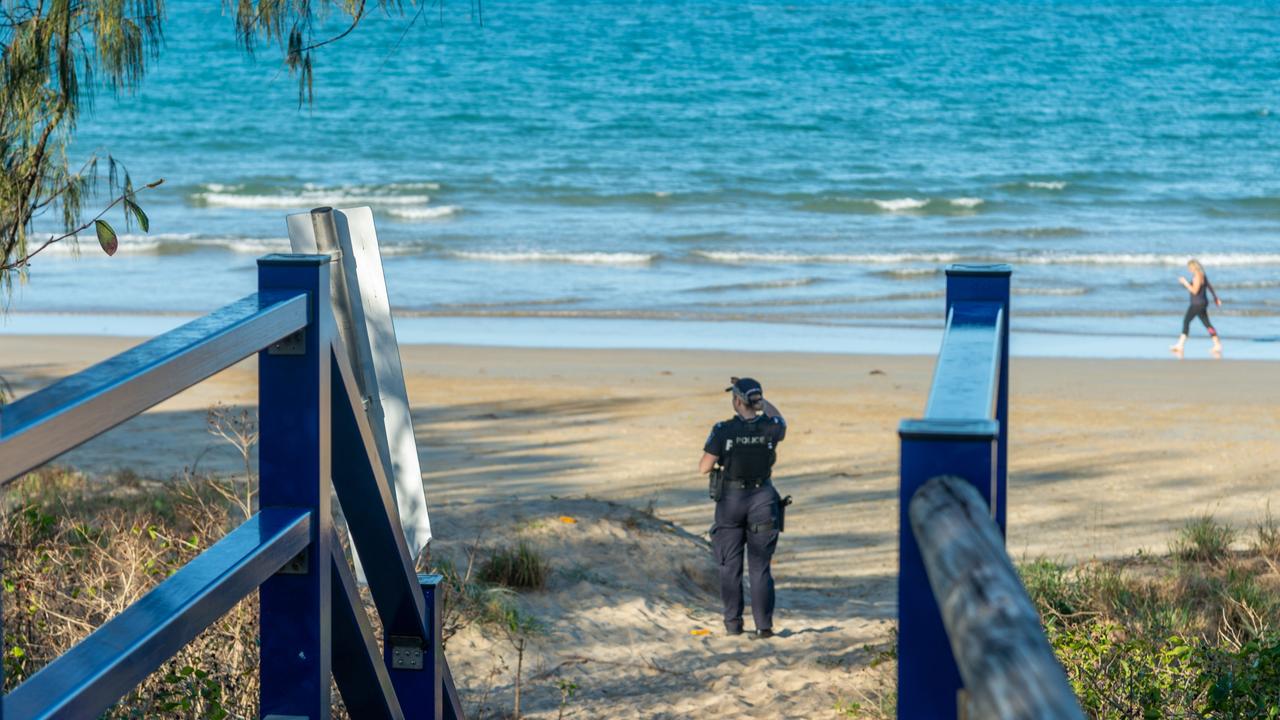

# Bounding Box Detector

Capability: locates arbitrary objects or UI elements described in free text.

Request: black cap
[726,377,763,401]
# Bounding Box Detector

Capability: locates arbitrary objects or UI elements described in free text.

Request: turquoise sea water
[7,0,1280,355]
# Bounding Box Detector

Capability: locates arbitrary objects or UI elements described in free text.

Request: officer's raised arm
[761,398,783,423]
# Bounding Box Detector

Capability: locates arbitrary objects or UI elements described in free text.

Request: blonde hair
[1188,259,1205,278]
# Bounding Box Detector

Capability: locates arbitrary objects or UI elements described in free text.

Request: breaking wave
[447,250,658,265]
[693,250,1280,267]
[387,205,462,221]
[188,181,441,210]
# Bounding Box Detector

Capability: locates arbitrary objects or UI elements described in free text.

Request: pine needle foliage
[1,0,438,294]
[229,0,407,106]
[0,0,165,291]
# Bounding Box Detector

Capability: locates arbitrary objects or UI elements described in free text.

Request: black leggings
[1182,303,1217,336]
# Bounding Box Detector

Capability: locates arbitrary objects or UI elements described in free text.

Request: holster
[709,467,724,502]
[778,495,793,533]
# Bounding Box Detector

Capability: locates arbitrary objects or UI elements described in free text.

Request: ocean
[6,0,1280,357]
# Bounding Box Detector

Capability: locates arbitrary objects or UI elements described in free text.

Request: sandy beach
[3,336,1278,717]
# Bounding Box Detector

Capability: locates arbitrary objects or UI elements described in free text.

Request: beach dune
[3,337,1278,717]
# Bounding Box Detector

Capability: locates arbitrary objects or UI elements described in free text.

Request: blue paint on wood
[0,251,463,720]
[331,541,405,720]
[330,347,427,639]
[0,291,307,482]
[897,264,1010,719]
[258,254,334,719]
[945,264,1011,535]
[5,509,310,720]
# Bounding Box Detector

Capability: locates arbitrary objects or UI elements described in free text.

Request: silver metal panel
[0,292,308,483]
[924,302,1004,421]
[330,535,406,720]
[330,341,427,632]
[288,207,431,560]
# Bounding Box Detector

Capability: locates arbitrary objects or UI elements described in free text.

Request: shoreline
[2,313,1275,361]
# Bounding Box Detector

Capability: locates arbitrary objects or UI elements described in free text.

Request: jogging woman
[1171,259,1222,356]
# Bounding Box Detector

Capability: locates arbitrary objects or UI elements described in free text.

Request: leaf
[125,198,149,232]
[95,220,118,256]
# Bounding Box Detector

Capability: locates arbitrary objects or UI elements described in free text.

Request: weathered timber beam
[908,475,1084,720]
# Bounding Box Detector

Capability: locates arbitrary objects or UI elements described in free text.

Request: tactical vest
[721,417,776,483]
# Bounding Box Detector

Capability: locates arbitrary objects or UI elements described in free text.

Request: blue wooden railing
[897,265,1082,718]
[0,254,463,720]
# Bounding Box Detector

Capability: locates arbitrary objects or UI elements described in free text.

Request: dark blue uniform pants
[712,485,780,633]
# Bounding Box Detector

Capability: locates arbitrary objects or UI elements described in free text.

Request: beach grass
[1021,513,1280,718]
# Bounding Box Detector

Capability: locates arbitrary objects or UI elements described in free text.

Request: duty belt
[723,477,771,491]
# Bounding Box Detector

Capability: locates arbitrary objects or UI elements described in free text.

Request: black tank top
[1193,276,1210,305]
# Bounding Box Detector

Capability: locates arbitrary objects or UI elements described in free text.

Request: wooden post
[258,254,334,718]
[909,476,1084,720]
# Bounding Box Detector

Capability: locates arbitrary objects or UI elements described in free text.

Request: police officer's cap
[726,377,764,401]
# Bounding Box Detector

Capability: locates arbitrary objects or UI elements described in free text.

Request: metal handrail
[896,263,1088,719]
[0,254,461,719]
[925,302,1004,420]
[0,291,308,482]
[6,509,312,718]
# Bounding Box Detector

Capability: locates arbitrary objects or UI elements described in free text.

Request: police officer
[699,376,787,639]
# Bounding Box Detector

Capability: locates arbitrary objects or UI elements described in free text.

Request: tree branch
[1,178,164,271]
[299,0,367,53]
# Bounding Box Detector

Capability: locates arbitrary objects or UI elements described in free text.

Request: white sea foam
[874,267,942,278]
[695,251,964,264]
[696,250,1280,267]
[449,250,657,265]
[388,205,461,220]
[30,233,188,256]
[222,238,293,253]
[872,198,929,212]
[1022,252,1280,267]
[32,233,294,256]
[194,191,432,209]
[1027,181,1067,190]
[381,182,441,191]
[691,277,826,293]
[949,197,985,208]
[1013,287,1090,296]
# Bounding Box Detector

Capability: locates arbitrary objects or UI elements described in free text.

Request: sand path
[3,338,1278,717]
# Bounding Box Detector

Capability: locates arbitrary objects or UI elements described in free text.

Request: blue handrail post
[257,254,335,718]
[944,264,1011,534]
[897,420,997,718]
[422,573,445,719]
[383,572,445,718]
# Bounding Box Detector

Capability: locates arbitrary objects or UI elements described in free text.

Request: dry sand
[3,336,1279,718]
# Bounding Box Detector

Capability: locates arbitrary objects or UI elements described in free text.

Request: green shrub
[1020,559,1081,617]
[1254,503,1280,561]
[2,472,260,717]
[1172,514,1236,564]
[1022,514,1280,719]
[1201,638,1280,716]
[477,542,549,590]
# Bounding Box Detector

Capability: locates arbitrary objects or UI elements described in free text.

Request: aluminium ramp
[287,206,432,561]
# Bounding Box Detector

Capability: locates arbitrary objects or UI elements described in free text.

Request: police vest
[721,417,776,483]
